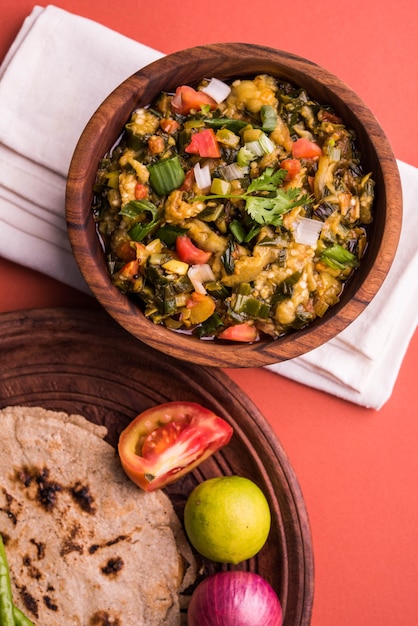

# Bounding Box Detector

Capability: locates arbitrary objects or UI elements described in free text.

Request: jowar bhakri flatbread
[0,406,197,625]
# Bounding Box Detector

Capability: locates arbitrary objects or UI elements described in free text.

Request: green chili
[0,534,15,626]
[13,605,35,626]
[0,534,35,625]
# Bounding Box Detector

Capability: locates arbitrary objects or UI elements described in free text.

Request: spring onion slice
[260,105,278,132]
[245,140,264,157]
[294,217,323,246]
[201,77,231,103]
[258,133,276,154]
[321,243,359,269]
[219,163,247,181]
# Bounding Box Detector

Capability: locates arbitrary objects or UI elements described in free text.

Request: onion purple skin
[187,571,283,626]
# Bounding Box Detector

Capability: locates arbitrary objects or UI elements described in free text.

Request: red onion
[187,571,282,626]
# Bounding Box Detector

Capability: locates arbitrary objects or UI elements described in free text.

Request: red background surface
[1,2,418,625]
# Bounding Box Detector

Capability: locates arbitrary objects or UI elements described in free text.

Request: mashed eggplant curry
[93,74,374,342]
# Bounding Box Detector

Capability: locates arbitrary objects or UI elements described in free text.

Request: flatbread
[0,406,196,625]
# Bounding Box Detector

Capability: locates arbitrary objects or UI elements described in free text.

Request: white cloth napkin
[0,5,417,409]
[0,5,163,291]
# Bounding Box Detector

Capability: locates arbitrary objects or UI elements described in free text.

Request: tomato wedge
[171,85,217,115]
[185,128,221,158]
[280,158,301,179]
[291,137,322,159]
[176,235,212,264]
[218,323,258,342]
[118,402,233,492]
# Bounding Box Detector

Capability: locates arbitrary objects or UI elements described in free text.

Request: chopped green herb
[121,200,160,242]
[230,219,246,243]
[154,224,188,246]
[194,312,225,338]
[221,239,236,274]
[120,199,158,219]
[321,243,359,270]
[203,117,249,133]
[196,167,311,226]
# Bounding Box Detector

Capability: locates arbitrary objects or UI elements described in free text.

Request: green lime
[183,475,271,564]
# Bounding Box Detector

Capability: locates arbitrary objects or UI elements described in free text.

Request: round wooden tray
[0,308,314,625]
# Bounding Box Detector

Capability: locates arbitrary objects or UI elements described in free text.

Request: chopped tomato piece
[119,259,140,279]
[118,401,233,491]
[185,128,221,158]
[159,118,180,134]
[218,322,258,342]
[176,235,212,264]
[292,137,322,159]
[179,168,195,192]
[135,183,148,200]
[170,85,217,115]
[280,158,301,179]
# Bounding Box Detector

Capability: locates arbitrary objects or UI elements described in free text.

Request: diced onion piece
[218,163,247,181]
[294,217,323,246]
[188,264,216,294]
[201,78,231,103]
[193,162,211,190]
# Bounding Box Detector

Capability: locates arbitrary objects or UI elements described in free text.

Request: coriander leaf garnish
[119,199,159,219]
[245,188,309,225]
[246,167,287,192]
[195,166,311,226]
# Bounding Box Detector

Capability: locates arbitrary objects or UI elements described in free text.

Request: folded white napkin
[0,5,417,409]
[0,5,163,291]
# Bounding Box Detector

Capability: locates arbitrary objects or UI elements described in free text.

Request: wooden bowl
[66,43,402,368]
[0,307,314,625]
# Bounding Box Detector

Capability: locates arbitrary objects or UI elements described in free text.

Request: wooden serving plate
[0,307,313,625]
[66,43,402,368]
